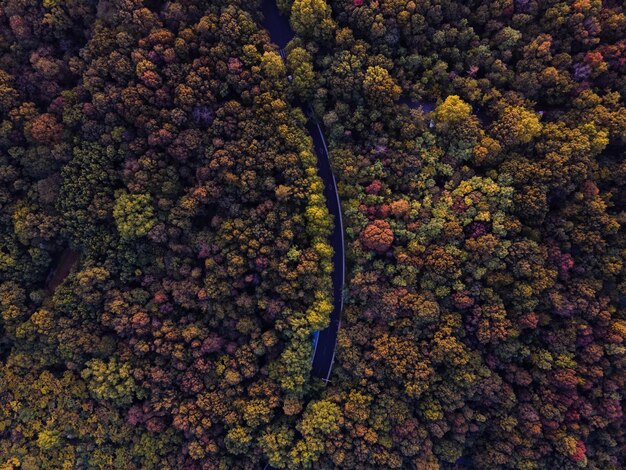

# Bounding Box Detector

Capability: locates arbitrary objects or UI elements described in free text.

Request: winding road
[260,0,345,384]
[305,113,345,382]
[258,5,471,470]
[257,4,438,386]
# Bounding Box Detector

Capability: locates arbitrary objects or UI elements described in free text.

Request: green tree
[287,47,316,100]
[81,357,143,406]
[113,192,156,240]
[291,0,335,39]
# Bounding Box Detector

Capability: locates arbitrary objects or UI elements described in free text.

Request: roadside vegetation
[1,0,625,469]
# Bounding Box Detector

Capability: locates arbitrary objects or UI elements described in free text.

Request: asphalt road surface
[260,0,345,384]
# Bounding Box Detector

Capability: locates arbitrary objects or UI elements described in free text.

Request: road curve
[305,110,345,382]
[257,9,472,469]
[259,3,344,469]
[260,0,345,384]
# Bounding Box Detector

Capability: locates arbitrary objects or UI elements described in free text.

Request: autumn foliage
[1,0,626,468]
[0,0,333,467]
[360,220,394,254]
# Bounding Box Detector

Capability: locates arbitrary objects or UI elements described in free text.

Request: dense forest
[0,0,333,467]
[1,0,625,469]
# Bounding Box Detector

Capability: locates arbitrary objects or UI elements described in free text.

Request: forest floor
[46,248,80,293]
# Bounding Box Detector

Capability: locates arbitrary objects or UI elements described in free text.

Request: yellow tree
[363,66,401,108]
[261,51,286,79]
[287,47,316,100]
[113,191,156,240]
[432,95,472,129]
[291,0,335,39]
[492,104,542,146]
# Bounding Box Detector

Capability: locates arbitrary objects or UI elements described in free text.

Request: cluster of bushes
[0,0,333,467]
[272,0,625,468]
